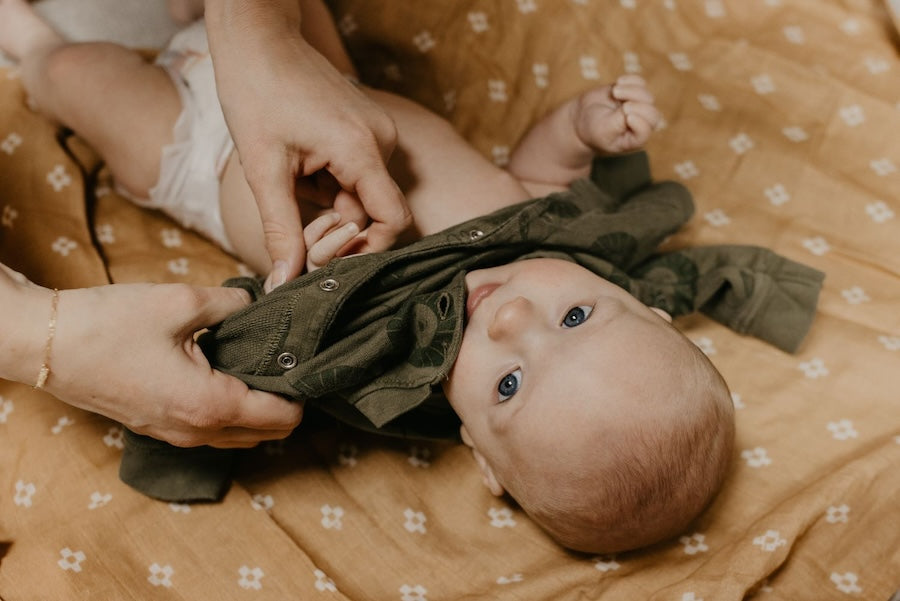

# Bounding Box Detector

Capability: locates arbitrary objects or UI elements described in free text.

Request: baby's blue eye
[562,305,593,328]
[498,369,522,402]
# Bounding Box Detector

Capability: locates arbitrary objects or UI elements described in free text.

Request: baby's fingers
[304,212,341,247]
[614,74,648,87]
[620,107,657,148]
[305,218,360,271]
[610,82,654,104]
[612,76,654,106]
[624,101,662,132]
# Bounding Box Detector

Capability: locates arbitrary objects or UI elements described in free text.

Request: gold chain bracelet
[34,288,60,390]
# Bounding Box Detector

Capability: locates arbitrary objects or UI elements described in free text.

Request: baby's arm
[285,79,660,245]
[507,75,660,193]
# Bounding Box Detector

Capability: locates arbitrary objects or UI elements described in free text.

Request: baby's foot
[572,75,661,155]
[0,0,63,61]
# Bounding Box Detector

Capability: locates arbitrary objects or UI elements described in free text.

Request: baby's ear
[650,307,672,323]
[460,426,506,497]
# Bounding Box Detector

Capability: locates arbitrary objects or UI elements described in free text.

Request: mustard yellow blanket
[1,0,898,598]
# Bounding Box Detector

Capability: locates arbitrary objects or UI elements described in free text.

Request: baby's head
[443,258,734,554]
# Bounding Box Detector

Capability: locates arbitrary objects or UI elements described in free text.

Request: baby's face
[443,258,684,495]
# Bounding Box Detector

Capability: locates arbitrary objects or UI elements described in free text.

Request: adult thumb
[184,286,253,331]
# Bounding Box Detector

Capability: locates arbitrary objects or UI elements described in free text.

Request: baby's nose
[487,296,533,341]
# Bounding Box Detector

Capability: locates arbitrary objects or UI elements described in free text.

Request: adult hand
[205,1,411,291]
[1,268,302,448]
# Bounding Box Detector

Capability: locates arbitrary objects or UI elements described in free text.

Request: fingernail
[344,222,359,235]
[264,260,288,293]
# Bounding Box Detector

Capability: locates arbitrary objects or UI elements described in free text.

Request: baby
[0,0,740,553]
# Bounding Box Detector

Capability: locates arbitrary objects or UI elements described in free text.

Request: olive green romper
[120,152,824,502]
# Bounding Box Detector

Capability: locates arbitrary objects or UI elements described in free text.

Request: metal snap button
[469,229,484,241]
[319,278,339,291]
[277,352,298,370]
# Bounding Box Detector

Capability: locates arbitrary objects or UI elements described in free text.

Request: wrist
[33,288,60,389]
[0,278,59,386]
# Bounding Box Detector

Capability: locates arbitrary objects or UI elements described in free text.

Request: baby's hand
[303,212,360,272]
[574,75,661,155]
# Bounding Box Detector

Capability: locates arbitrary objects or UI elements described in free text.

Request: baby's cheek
[441,353,484,424]
[440,360,465,405]
[443,329,475,395]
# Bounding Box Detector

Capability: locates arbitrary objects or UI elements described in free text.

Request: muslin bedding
[1,0,898,599]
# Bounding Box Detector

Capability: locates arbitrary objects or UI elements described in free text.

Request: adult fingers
[161,426,297,450]
[206,433,291,449]
[330,154,411,254]
[209,375,305,432]
[126,378,302,449]
[331,187,368,231]
[179,285,252,333]
[206,422,299,449]
[354,171,411,253]
[156,427,296,450]
[240,150,306,290]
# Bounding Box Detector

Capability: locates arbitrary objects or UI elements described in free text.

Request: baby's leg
[0,0,180,198]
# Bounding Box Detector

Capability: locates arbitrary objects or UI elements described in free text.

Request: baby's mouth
[466,284,500,320]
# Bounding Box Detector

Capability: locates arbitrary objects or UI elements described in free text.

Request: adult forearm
[204,0,301,55]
